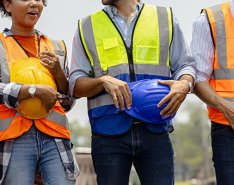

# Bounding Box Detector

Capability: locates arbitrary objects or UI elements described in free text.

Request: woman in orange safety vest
[0,0,78,184]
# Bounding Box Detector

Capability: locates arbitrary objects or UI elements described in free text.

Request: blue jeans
[211,122,234,185]
[91,123,174,185]
[2,125,76,185]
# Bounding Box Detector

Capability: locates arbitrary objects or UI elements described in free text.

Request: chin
[102,0,116,5]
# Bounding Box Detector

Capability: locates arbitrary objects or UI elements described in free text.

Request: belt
[132,118,144,125]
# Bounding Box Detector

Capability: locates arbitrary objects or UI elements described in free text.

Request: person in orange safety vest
[191,1,234,185]
[0,0,79,184]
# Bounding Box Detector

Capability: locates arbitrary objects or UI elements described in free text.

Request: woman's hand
[35,84,60,112]
[39,51,63,78]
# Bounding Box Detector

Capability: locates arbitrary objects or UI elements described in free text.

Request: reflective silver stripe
[211,5,229,79]
[157,6,170,66]
[46,111,69,128]
[0,117,13,131]
[81,16,103,77]
[3,29,12,37]
[0,41,10,83]
[50,39,66,70]
[0,113,19,131]
[51,39,65,56]
[0,111,69,131]
[101,63,170,78]
[134,64,170,76]
[88,94,114,110]
[224,97,234,102]
[107,64,130,76]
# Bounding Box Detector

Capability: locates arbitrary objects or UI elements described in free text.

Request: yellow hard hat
[10,57,57,119]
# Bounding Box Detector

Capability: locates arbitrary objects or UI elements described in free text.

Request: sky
[0,0,228,125]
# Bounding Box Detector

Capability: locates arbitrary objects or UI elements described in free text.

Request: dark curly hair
[0,0,47,17]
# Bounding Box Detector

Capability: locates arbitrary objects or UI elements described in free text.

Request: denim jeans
[2,125,76,185]
[91,123,174,185]
[211,122,234,185]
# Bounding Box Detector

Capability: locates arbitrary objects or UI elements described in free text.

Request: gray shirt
[69,3,196,95]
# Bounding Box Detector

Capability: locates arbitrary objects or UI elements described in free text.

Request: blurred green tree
[69,120,91,147]
[171,96,214,181]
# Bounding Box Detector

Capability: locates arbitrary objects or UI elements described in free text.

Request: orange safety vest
[0,32,70,141]
[205,2,234,125]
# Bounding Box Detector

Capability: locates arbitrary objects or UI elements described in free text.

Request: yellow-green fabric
[133,5,172,66]
[91,11,127,72]
[80,4,173,72]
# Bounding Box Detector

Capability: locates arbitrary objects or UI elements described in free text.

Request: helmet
[125,79,175,124]
[10,58,57,119]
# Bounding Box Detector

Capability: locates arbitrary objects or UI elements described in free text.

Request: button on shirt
[191,1,234,82]
[69,3,196,95]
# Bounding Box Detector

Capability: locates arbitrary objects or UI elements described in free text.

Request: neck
[10,25,35,36]
[115,0,138,18]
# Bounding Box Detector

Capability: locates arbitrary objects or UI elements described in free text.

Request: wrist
[181,79,194,93]
[99,75,108,85]
[28,85,37,98]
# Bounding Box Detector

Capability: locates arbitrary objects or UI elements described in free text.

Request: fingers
[160,96,181,118]
[158,80,173,86]
[44,94,58,113]
[109,84,131,110]
[35,85,59,112]
[102,76,132,110]
[40,51,56,58]
[158,93,171,108]
[157,80,189,117]
[40,58,51,67]
[39,51,60,68]
[123,84,132,109]
[230,124,234,131]
[158,90,187,117]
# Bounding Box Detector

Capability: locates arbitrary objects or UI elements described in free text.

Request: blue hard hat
[125,79,175,124]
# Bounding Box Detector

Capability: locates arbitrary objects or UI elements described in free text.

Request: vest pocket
[97,37,124,71]
[135,45,159,64]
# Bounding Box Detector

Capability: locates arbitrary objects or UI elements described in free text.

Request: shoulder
[193,13,209,28]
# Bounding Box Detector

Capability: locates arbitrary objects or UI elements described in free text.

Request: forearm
[17,84,31,102]
[54,71,69,94]
[73,77,104,98]
[194,81,224,110]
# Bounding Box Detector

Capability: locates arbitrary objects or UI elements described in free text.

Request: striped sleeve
[190,13,214,82]
[2,82,22,108]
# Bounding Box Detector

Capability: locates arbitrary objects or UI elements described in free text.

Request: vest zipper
[127,4,144,82]
[127,47,135,82]
[102,5,144,82]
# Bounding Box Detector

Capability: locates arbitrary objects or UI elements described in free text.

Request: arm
[0,39,63,112]
[74,76,131,110]
[194,82,234,127]
[158,16,196,117]
[191,12,216,106]
[39,41,74,112]
[191,13,234,127]
[39,51,68,94]
[69,28,131,110]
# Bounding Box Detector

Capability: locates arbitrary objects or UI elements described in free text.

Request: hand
[35,84,60,112]
[100,76,132,110]
[218,99,234,130]
[57,94,74,112]
[39,51,63,77]
[157,80,189,117]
